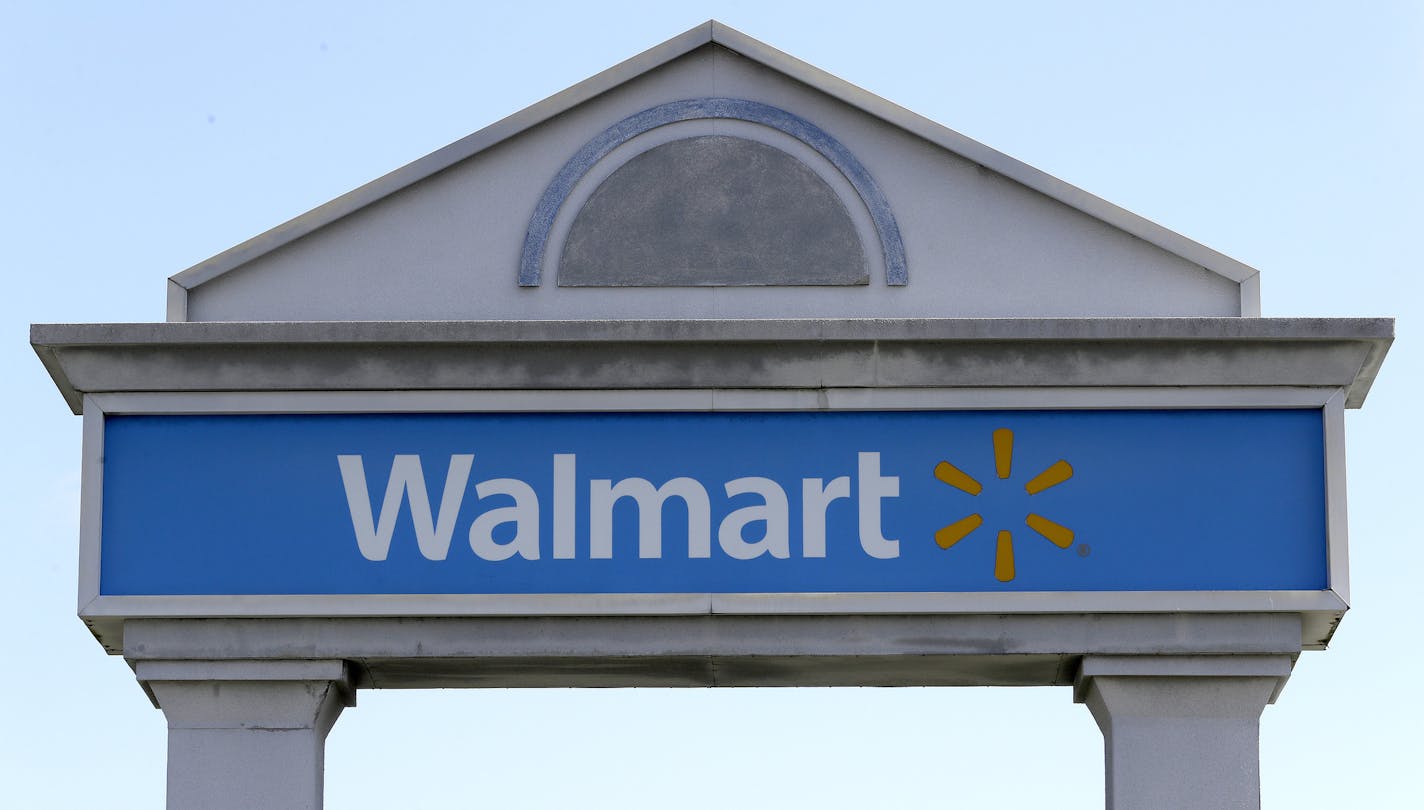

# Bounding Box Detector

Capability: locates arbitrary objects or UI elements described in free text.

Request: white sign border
[78,387,1350,638]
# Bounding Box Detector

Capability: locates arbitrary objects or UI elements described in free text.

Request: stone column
[136,660,355,810]
[1075,655,1293,810]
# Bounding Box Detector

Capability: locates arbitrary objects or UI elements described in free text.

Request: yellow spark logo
[933,428,1075,582]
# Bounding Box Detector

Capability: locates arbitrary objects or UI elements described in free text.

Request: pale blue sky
[4,2,1421,806]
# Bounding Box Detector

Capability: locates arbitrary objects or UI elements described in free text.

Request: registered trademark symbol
[1077,544,1091,558]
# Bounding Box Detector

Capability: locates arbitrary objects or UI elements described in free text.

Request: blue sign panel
[99,410,1328,596]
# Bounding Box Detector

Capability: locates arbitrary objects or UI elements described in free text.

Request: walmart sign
[99,410,1328,595]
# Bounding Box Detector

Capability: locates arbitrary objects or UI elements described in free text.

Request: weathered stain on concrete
[559,135,866,286]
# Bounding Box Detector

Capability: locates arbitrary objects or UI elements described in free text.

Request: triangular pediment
[168,21,1257,322]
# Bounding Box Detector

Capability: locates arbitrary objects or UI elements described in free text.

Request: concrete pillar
[136,660,355,810]
[1074,655,1292,810]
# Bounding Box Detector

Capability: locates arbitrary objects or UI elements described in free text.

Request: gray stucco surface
[560,135,866,286]
[121,613,1303,689]
[1078,655,1291,809]
[29,317,1393,415]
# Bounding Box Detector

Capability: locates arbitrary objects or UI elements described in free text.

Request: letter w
[337,455,473,561]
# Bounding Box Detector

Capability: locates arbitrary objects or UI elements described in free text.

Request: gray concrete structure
[140,661,354,810]
[163,23,1259,322]
[32,21,1391,810]
[1077,656,1293,809]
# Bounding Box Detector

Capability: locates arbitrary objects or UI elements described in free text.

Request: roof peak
[166,22,1259,321]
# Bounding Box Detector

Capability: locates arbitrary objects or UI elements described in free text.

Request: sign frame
[76,385,1351,652]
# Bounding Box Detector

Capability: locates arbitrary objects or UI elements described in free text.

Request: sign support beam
[1075,655,1293,809]
[136,660,355,810]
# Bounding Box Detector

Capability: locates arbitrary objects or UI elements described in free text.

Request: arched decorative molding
[518,98,907,287]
